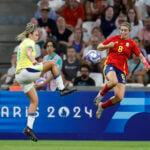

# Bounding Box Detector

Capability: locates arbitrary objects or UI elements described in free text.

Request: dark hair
[80,64,91,72]
[133,36,140,42]
[127,9,138,26]
[102,5,114,17]
[44,38,57,49]
[91,26,103,34]
[67,45,75,49]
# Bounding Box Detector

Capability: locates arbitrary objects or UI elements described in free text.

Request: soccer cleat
[60,87,77,96]
[96,102,104,119]
[94,94,103,106]
[23,127,38,142]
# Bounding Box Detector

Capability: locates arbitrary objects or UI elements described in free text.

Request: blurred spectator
[108,12,143,39]
[69,27,86,59]
[84,0,114,21]
[133,37,148,59]
[94,6,117,38]
[30,17,39,27]
[48,0,65,11]
[112,0,123,17]
[84,0,101,21]
[138,17,150,54]
[127,54,148,84]
[62,0,84,30]
[54,16,72,44]
[127,8,143,38]
[121,0,135,15]
[30,17,47,54]
[37,3,57,37]
[135,0,150,19]
[53,16,72,59]
[111,0,134,17]
[91,27,105,44]
[36,39,62,91]
[62,46,82,86]
[0,53,17,90]
[74,64,95,86]
[82,21,95,43]
[37,27,48,49]
[108,14,127,37]
[35,0,57,21]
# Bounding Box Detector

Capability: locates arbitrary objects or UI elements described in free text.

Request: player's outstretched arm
[97,42,115,51]
[138,53,150,71]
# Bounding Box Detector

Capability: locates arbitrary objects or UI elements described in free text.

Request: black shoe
[60,87,77,96]
[23,127,38,142]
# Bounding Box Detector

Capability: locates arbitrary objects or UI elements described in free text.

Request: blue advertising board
[0,90,150,140]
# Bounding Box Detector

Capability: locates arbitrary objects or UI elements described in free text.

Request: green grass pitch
[0,140,150,150]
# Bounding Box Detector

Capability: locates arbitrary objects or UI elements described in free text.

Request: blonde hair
[16,22,36,41]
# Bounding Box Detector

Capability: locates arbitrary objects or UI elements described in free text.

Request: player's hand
[108,42,115,48]
[32,60,38,65]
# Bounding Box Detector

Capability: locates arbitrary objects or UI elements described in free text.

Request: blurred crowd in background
[1,0,150,91]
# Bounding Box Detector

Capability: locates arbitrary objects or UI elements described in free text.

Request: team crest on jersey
[126,42,129,47]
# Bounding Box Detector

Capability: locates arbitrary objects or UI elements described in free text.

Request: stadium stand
[0,0,37,86]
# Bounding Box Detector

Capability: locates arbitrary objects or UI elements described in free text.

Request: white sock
[55,74,65,90]
[27,115,35,129]
[96,91,102,97]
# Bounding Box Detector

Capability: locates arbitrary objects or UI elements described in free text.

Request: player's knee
[51,60,57,68]
[111,80,118,86]
[31,98,38,107]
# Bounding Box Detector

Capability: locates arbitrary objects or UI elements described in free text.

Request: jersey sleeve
[26,40,34,50]
[131,40,141,56]
[57,57,63,70]
[102,35,116,45]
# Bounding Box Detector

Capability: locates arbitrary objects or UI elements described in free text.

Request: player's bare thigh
[105,71,118,85]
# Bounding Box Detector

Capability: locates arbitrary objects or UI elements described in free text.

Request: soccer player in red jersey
[94,22,150,119]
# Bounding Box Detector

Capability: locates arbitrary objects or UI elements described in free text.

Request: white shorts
[15,63,43,93]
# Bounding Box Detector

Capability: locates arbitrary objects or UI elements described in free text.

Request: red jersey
[62,6,84,27]
[102,35,141,75]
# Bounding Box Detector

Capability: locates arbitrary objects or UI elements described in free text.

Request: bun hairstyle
[16,22,36,41]
[120,22,131,31]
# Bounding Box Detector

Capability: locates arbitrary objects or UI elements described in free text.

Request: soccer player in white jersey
[15,22,76,142]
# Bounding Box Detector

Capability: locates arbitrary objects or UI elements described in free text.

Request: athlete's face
[46,42,55,55]
[120,26,130,39]
[31,30,39,42]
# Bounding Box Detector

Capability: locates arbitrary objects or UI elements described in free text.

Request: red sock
[102,99,114,108]
[100,84,111,96]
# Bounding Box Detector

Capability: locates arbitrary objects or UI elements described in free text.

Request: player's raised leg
[96,83,125,119]
[94,68,118,106]
[41,61,77,96]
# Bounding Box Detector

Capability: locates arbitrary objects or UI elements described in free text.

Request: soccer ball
[86,50,101,64]
[36,77,46,84]
[36,77,47,90]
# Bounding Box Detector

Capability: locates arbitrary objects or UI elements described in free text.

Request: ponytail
[16,22,36,41]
